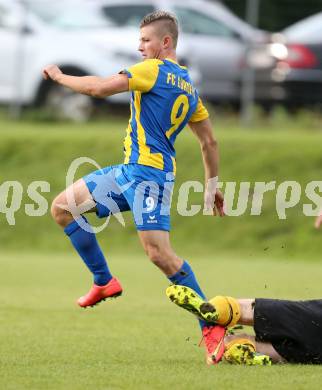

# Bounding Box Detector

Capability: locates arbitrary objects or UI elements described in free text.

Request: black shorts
[254,298,322,364]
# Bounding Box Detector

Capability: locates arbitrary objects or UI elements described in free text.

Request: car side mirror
[232,31,243,41]
[22,25,33,34]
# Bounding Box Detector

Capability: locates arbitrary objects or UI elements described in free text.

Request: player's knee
[51,201,64,226]
[51,197,71,227]
[145,244,168,267]
[146,245,162,264]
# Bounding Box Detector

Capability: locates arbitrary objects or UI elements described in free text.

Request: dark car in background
[255,12,322,106]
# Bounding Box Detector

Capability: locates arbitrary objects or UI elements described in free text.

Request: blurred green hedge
[1,117,322,259]
[223,0,322,31]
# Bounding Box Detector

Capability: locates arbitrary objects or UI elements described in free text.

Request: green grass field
[1,115,322,388]
[0,252,322,390]
[1,252,322,390]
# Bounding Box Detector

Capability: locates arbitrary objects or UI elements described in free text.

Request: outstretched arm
[42,65,129,98]
[188,118,224,216]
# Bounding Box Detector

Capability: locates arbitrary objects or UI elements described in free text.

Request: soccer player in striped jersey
[44,11,225,365]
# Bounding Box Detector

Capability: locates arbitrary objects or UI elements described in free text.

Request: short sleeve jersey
[122,58,209,174]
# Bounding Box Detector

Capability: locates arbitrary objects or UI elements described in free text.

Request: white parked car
[0,0,140,120]
[0,0,267,120]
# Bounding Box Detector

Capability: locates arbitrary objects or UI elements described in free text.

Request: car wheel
[44,83,94,122]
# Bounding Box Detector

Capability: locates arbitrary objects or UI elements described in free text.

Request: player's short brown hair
[140,11,179,48]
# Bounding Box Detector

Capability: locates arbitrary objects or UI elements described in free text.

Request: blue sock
[64,217,112,286]
[169,261,207,329]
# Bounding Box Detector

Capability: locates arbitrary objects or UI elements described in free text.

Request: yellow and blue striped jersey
[122,58,209,174]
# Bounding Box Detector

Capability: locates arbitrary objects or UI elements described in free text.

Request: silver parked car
[89,0,268,103]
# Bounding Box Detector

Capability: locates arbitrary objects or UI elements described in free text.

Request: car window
[102,5,155,27]
[174,7,235,37]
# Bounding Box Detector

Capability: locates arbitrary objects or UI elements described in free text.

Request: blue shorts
[84,163,175,231]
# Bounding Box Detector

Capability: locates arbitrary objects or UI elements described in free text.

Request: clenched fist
[42,64,62,82]
[204,188,225,217]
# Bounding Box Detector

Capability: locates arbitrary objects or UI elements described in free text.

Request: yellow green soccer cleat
[224,340,272,366]
[166,285,219,323]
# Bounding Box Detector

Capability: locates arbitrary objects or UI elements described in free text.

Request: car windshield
[174,7,235,37]
[283,12,322,42]
[25,1,115,29]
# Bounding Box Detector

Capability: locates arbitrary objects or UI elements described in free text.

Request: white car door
[0,3,21,101]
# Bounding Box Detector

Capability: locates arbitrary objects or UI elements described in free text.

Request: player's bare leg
[166,287,277,364]
[255,340,285,363]
[138,230,183,276]
[138,231,226,364]
[238,299,256,326]
[223,300,283,364]
[224,334,284,364]
[231,299,285,363]
[51,179,122,307]
[51,178,97,227]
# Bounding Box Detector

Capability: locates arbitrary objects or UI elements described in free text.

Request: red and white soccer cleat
[202,325,226,365]
[77,277,123,308]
